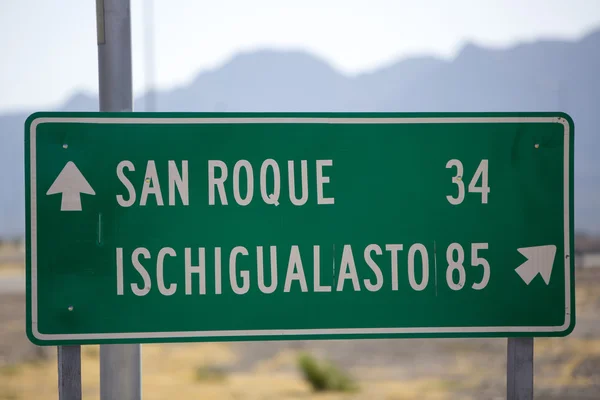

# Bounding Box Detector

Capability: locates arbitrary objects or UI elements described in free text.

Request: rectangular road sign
[25,112,575,345]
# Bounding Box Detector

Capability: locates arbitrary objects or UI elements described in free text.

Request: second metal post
[507,337,534,400]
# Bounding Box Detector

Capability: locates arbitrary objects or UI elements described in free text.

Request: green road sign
[25,112,575,345]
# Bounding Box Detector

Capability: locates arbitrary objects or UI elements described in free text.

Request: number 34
[446,159,489,205]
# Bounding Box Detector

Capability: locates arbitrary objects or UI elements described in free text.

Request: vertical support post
[100,344,141,399]
[96,0,133,112]
[143,0,156,112]
[507,337,534,400]
[58,346,82,400]
[95,0,141,399]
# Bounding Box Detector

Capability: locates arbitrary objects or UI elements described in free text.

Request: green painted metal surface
[25,112,575,345]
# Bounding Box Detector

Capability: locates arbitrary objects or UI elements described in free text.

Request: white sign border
[28,115,572,341]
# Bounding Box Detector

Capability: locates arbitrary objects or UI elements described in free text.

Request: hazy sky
[1,0,599,112]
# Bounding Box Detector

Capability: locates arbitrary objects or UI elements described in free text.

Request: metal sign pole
[507,337,534,400]
[58,346,82,400]
[95,0,141,399]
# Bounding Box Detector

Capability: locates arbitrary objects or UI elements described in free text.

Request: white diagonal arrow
[515,245,557,285]
[46,161,95,211]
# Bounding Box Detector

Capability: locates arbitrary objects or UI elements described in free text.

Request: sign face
[25,112,575,345]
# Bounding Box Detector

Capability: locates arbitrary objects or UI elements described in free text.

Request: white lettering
[257,246,278,294]
[337,245,360,291]
[260,159,281,206]
[214,247,222,294]
[408,244,429,291]
[116,161,136,207]
[386,244,403,291]
[116,247,124,295]
[208,160,228,205]
[233,160,254,206]
[284,245,308,292]
[230,246,250,294]
[471,243,490,290]
[168,160,189,206]
[364,244,383,292]
[140,160,164,206]
[288,160,308,206]
[313,245,331,292]
[185,248,206,295]
[157,247,177,295]
[316,160,334,205]
[131,247,151,296]
[446,243,466,290]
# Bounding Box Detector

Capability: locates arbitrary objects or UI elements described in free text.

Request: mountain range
[1,28,599,237]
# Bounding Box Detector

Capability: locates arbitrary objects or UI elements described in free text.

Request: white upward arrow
[515,245,557,285]
[46,161,95,211]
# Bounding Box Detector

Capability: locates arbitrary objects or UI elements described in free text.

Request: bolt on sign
[25,112,575,345]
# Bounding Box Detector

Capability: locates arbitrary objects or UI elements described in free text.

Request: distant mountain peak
[60,91,98,112]
[454,41,501,62]
[203,48,340,78]
[581,26,600,44]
